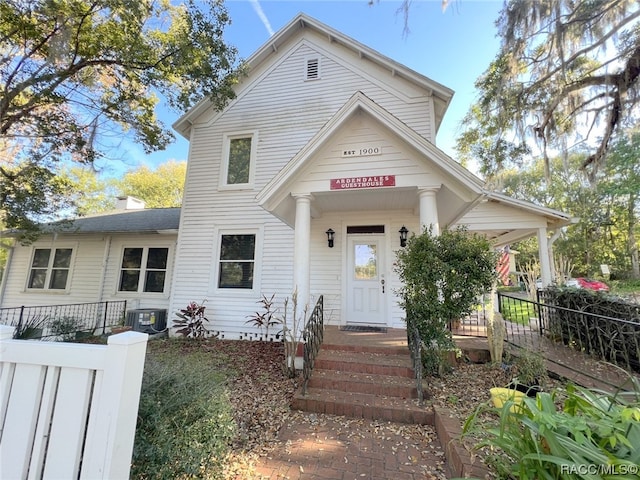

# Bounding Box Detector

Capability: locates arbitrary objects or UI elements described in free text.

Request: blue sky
[104,0,503,177]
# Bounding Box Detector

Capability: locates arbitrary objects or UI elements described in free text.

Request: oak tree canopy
[0,0,239,238]
[455,0,640,180]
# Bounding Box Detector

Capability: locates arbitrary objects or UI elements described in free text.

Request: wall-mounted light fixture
[399,225,409,247]
[326,228,335,248]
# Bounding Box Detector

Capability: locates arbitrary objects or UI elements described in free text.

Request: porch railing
[497,292,640,373]
[0,301,127,340]
[302,295,324,395]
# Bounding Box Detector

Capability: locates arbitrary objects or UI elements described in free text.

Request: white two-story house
[167,14,569,337]
[0,14,569,338]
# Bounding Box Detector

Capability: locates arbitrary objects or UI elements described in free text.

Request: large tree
[498,145,639,279]
[456,0,640,180]
[600,132,640,278]
[0,0,239,239]
[61,160,188,215]
[114,161,186,208]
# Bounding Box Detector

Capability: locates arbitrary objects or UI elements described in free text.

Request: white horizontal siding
[100,235,177,312]
[170,28,438,336]
[1,235,105,308]
[457,202,547,230]
[294,115,448,193]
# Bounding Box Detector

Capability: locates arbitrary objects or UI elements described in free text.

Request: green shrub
[131,350,235,479]
[395,226,497,374]
[463,381,640,479]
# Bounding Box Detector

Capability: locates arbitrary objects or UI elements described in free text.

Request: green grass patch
[500,299,537,325]
[610,278,640,295]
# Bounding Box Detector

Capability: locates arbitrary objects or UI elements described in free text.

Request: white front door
[346,235,386,325]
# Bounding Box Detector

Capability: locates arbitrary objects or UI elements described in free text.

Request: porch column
[293,194,312,318]
[538,227,553,287]
[418,187,440,235]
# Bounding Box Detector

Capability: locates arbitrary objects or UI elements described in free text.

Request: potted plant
[508,349,548,397]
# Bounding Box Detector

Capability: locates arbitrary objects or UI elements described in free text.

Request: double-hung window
[222,133,256,187]
[27,248,73,290]
[118,247,169,293]
[218,234,255,289]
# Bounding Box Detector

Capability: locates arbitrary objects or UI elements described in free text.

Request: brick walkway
[253,411,447,480]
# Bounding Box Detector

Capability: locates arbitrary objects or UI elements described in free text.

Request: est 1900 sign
[341,146,382,157]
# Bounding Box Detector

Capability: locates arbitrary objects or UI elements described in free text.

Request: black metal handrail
[498,292,640,373]
[302,295,324,395]
[0,301,127,340]
[408,326,425,405]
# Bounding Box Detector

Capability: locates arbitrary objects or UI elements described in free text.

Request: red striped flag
[497,246,510,285]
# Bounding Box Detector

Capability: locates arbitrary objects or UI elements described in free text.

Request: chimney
[116,196,146,210]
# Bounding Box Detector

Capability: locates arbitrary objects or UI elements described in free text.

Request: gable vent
[306,57,320,80]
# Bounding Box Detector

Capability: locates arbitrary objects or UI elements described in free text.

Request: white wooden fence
[0,325,148,479]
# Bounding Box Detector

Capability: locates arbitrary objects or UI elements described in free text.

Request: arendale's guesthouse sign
[330,175,396,190]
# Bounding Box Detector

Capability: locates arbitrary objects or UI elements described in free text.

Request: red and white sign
[330,175,396,190]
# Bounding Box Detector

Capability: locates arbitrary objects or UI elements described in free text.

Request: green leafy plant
[511,349,548,390]
[173,301,213,339]
[463,382,640,479]
[395,226,497,375]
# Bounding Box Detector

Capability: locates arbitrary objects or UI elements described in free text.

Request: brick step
[315,350,414,378]
[308,369,424,398]
[322,342,410,355]
[292,388,434,425]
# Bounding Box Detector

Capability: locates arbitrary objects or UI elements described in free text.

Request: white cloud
[250,0,274,36]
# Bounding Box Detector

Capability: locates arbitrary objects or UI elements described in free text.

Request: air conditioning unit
[126,309,167,334]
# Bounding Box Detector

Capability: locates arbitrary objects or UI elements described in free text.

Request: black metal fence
[497,292,640,373]
[302,295,324,395]
[0,301,127,340]
[449,292,494,337]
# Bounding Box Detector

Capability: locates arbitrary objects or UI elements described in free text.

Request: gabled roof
[43,208,181,235]
[257,91,483,215]
[173,13,454,138]
[256,91,572,232]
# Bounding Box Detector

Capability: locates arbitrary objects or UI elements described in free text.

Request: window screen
[227,137,252,184]
[119,247,168,293]
[28,248,72,290]
[218,234,255,289]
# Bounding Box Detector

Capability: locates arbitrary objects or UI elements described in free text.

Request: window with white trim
[28,248,73,290]
[218,234,255,289]
[118,247,169,293]
[222,133,256,187]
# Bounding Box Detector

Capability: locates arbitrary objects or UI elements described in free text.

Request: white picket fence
[0,325,148,479]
